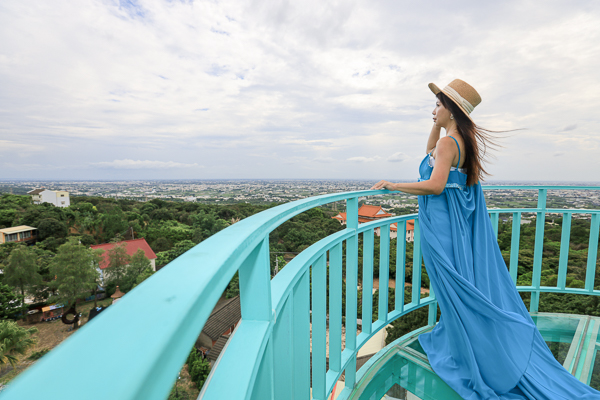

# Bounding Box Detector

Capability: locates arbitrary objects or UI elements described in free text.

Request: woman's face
[432,99,451,128]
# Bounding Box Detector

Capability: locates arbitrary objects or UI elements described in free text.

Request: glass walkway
[349,312,600,400]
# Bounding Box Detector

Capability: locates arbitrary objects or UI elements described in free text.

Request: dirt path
[372,278,430,295]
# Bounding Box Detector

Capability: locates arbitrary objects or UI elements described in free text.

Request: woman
[370,79,600,399]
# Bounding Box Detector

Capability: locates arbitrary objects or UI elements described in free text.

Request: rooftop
[0,225,37,234]
[90,238,157,269]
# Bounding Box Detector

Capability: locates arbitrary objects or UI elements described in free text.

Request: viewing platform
[3,185,600,400]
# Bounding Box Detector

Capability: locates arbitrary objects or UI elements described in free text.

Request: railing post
[292,271,310,400]
[378,224,390,321]
[311,254,327,400]
[395,221,407,313]
[490,212,499,239]
[238,237,274,398]
[531,189,547,313]
[412,219,422,306]
[345,197,359,389]
[329,243,343,373]
[558,212,572,290]
[362,229,374,335]
[509,212,521,284]
[585,213,600,292]
[239,237,273,321]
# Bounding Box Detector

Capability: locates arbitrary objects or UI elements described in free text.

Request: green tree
[100,207,129,242]
[4,245,41,309]
[0,320,37,370]
[385,289,435,345]
[0,283,24,319]
[49,239,102,314]
[156,240,196,268]
[225,272,239,299]
[151,237,172,253]
[187,347,211,390]
[37,218,68,240]
[122,249,153,292]
[105,243,131,288]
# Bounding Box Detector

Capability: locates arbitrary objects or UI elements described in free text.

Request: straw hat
[428,79,481,123]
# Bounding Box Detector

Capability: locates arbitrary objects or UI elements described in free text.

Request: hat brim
[428,82,476,124]
[428,83,442,96]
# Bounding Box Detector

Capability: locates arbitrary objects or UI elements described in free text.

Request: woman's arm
[371,136,456,196]
[426,123,442,154]
[370,180,441,195]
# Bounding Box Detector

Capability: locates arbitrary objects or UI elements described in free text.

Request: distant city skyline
[1,1,599,181]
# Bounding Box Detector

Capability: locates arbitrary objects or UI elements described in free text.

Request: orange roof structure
[111,286,124,299]
[91,238,157,270]
[356,205,392,218]
[332,205,392,224]
[390,219,415,232]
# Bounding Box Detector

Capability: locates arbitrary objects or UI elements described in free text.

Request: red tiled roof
[91,238,157,269]
[332,212,347,221]
[358,205,392,218]
[332,206,392,223]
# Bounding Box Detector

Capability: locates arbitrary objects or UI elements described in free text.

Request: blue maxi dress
[415,142,600,399]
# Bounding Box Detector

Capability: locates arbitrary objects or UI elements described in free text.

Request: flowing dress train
[415,149,600,399]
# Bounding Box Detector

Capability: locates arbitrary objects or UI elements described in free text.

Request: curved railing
[2,186,600,400]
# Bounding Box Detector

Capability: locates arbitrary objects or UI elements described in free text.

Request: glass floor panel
[348,312,600,400]
[403,312,592,375]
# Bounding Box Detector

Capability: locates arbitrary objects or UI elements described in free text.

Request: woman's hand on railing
[370,180,396,190]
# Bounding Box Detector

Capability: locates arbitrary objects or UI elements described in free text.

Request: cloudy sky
[1,0,599,182]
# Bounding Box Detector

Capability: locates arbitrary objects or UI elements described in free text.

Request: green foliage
[225,272,239,299]
[187,347,211,390]
[167,385,192,400]
[156,240,196,268]
[0,320,38,368]
[124,249,154,292]
[69,202,97,214]
[151,237,173,253]
[49,239,102,311]
[270,207,342,253]
[0,283,24,319]
[144,221,192,246]
[385,289,434,345]
[27,348,50,360]
[37,218,68,240]
[0,209,16,228]
[100,207,129,242]
[105,243,131,288]
[191,211,229,243]
[4,245,41,308]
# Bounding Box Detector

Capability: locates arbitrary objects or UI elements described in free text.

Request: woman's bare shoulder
[433,136,458,155]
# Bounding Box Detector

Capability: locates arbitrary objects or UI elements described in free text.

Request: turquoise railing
[2,186,600,400]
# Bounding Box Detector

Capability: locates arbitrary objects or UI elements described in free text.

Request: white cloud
[387,152,407,162]
[0,1,599,181]
[347,156,381,163]
[93,159,200,169]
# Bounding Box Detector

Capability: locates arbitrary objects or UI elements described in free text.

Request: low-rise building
[0,225,38,245]
[196,295,241,365]
[91,238,158,273]
[332,205,415,241]
[28,188,71,208]
[332,204,393,225]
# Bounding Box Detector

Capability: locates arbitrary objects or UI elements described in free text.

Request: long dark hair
[437,92,504,187]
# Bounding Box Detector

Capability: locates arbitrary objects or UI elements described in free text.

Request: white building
[28,189,70,208]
